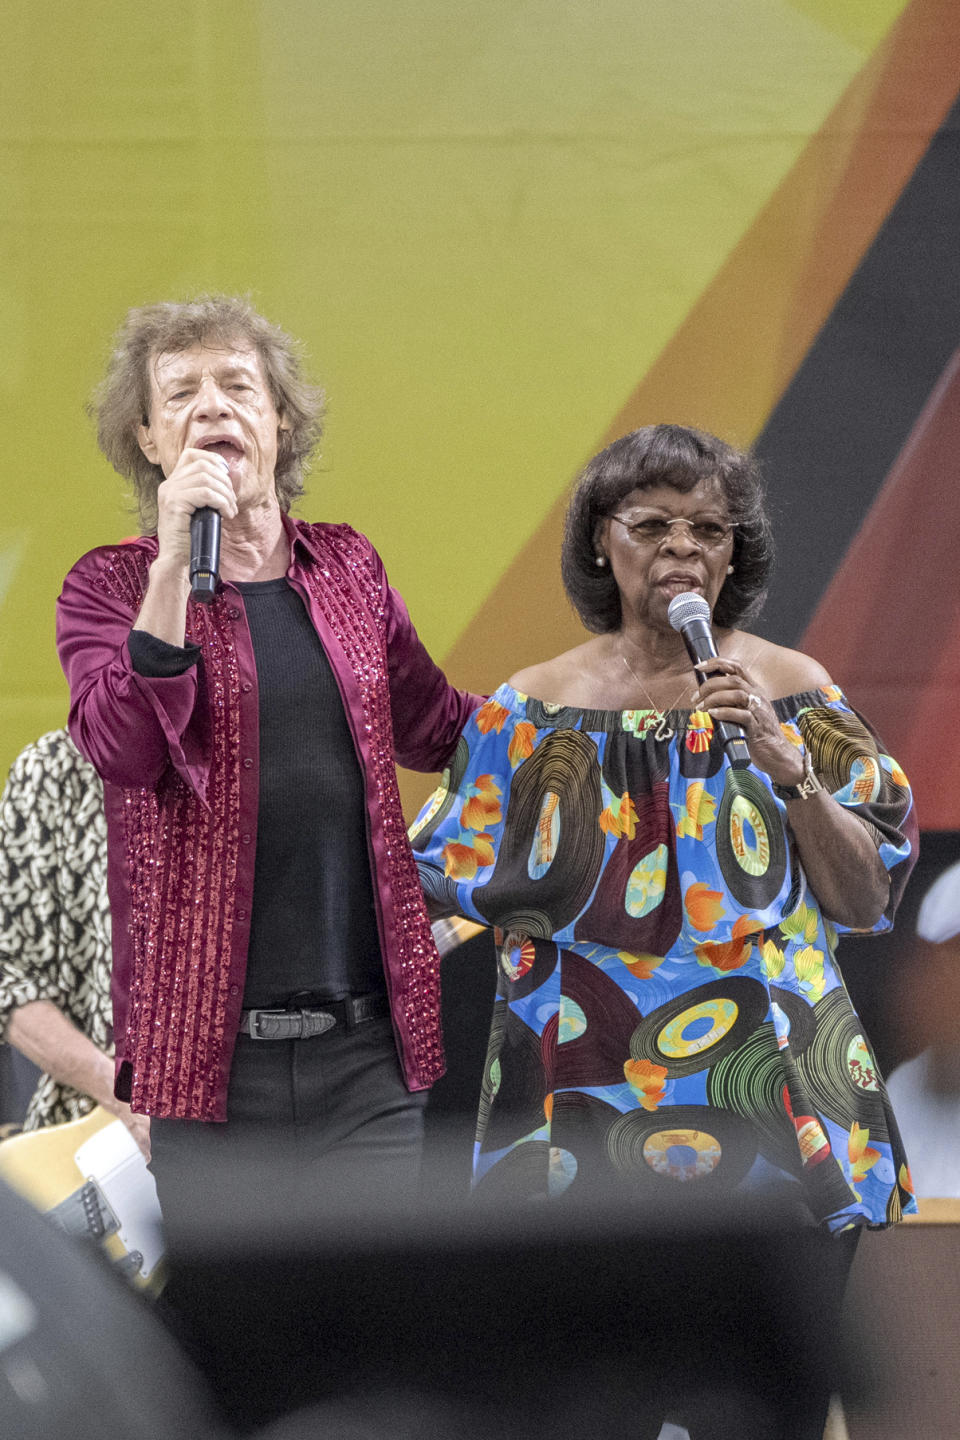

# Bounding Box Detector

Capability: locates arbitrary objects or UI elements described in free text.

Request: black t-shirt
[235,578,384,1005]
[129,580,385,1006]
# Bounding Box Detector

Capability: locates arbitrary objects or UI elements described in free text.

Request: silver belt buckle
[243,1006,338,1039]
[245,1008,283,1039]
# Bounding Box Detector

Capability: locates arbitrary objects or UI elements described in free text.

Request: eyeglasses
[608,514,735,549]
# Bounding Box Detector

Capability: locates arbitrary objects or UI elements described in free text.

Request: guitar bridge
[47,1179,120,1242]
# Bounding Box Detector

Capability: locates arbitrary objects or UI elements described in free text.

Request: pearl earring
[726,564,734,574]
[595,555,607,568]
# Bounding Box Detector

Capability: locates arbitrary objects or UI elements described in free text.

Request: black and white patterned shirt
[0,730,111,1129]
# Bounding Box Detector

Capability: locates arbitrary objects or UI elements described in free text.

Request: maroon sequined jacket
[56,518,482,1121]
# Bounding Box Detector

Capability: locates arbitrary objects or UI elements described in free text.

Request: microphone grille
[667,591,711,632]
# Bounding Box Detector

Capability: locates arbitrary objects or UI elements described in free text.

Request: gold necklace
[619,645,695,742]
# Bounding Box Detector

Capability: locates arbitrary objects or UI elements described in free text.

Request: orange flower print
[599,790,639,840]
[684,881,725,932]
[694,940,739,971]
[624,1057,668,1111]
[442,831,496,880]
[779,721,804,749]
[848,1122,880,1196]
[474,699,511,734]
[443,841,481,881]
[598,808,617,840]
[460,774,503,831]
[695,914,757,972]
[618,950,664,980]
[887,758,909,788]
[507,721,537,768]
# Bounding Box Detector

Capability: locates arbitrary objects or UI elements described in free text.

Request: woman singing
[411,423,917,1233]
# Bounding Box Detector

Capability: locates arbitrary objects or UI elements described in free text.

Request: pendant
[638,710,675,742]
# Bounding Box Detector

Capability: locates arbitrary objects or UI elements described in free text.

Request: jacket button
[243,757,253,769]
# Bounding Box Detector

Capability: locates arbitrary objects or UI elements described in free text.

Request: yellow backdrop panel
[0,0,910,777]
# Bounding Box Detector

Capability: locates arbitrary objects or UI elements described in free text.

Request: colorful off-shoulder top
[410,683,918,1232]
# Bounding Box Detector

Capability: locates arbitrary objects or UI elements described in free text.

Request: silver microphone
[667,592,751,768]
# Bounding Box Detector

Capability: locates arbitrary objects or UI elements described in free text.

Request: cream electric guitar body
[0,1106,164,1291]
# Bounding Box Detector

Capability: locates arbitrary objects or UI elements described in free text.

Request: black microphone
[189,507,221,604]
[667,591,751,769]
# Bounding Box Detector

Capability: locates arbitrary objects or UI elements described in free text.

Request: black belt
[239,993,391,1041]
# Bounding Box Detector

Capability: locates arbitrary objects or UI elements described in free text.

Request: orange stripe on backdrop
[800,350,960,831]
[440,0,960,697]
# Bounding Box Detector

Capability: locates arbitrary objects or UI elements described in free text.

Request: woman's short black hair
[561,424,774,632]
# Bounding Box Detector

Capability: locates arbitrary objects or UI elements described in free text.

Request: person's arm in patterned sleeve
[0,732,149,1157]
[697,647,907,930]
[4,1002,149,1157]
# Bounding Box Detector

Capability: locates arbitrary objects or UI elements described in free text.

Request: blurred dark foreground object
[0,1177,227,1440]
[12,1120,960,1440]
[151,1132,864,1440]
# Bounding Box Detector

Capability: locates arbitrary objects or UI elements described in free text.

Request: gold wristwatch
[772,747,823,801]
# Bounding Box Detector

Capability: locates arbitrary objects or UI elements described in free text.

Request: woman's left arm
[697,653,892,929]
[769,783,890,929]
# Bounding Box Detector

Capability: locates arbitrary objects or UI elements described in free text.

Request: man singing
[56,295,480,1213]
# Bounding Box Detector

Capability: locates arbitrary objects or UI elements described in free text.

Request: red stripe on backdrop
[800,349,960,829]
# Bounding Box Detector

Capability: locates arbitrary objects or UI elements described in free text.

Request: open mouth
[198,437,244,466]
[659,575,702,595]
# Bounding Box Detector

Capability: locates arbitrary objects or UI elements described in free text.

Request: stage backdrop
[1,0,958,827]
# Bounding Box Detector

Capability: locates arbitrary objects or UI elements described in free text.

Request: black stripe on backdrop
[755,86,960,649]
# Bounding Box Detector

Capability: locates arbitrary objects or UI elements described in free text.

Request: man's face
[137,340,284,512]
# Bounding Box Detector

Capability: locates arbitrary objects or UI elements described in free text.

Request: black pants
[147,1016,428,1428]
[148,1014,427,1222]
